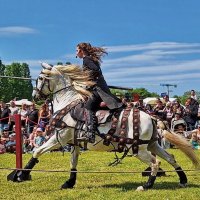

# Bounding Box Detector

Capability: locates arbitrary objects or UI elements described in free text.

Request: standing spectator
[163,102,174,128]
[38,103,51,131]
[191,89,198,101]
[0,101,11,136]
[153,100,165,120]
[163,95,170,106]
[26,103,38,135]
[183,98,199,131]
[8,100,19,131]
[18,103,28,128]
[45,99,53,115]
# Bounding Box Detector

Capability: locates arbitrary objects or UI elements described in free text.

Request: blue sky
[1,0,200,96]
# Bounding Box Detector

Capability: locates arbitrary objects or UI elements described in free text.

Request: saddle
[70,103,112,124]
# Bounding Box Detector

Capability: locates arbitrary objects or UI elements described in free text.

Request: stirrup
[76,137,88,142]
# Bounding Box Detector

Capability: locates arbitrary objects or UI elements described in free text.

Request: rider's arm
[83,56,100,71]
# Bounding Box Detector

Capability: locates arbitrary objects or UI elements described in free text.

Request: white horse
[8,63,200,191]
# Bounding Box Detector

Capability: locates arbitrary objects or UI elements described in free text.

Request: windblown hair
[42,64,95,98]
[77,42,107,63]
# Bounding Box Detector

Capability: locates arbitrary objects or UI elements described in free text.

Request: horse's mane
[43,64,95,97]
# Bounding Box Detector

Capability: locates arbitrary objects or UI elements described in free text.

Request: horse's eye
[38,76,43,80]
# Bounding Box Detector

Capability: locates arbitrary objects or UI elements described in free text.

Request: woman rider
[76,42,124,143]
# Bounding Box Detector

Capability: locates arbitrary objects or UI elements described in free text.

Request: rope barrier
[0,116,10,121]
[0,167,200,174]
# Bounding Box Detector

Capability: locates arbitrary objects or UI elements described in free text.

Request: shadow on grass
[101,181,200,191]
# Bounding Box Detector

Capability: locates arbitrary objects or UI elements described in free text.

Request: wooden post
[14,114,22,169]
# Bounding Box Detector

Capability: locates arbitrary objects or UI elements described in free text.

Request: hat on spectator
[36,127,43,132]
[3,126,9,131]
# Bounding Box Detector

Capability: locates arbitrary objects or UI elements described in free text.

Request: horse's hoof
[16,177,23,182]
[136,186,145,191]
[60,182,74,189]
[179,183,187,188]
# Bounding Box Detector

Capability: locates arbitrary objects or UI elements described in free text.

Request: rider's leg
[84,91,101,143]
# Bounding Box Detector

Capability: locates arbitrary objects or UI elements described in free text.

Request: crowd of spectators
[123,90,200,150]
[1,89,200,154]
[0,100,52,154]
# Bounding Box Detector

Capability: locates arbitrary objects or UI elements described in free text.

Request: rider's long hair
[77,42,108,63]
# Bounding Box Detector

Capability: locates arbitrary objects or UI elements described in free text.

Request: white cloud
[0,26,38,36]
[106,42,200,53]
[104,59,200,77]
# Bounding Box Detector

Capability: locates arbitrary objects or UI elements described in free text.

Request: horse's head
[32,62,68,100]
[32,62,95,102]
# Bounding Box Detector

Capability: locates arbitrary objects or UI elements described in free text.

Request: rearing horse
[8,63,200,191]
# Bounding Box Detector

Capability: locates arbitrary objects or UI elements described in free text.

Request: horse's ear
[40,62,53,70]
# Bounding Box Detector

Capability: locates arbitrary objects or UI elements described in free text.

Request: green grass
[0,149,200,200]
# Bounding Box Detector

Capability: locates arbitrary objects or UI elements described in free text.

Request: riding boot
[87,111,97,143]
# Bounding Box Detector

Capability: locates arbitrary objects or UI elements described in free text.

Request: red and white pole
[7,114,23,181]
[14,114,22,169]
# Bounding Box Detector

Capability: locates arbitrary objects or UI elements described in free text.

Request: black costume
[83,56,123,110]
[82,56,123,142]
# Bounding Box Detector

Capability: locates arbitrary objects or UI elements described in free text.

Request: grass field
[0,149,200,200]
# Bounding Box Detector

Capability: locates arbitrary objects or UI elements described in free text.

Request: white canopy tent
[143,97,177,106]
[13,99,33,106]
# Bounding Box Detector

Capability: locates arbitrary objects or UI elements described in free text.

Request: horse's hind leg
[148,141,187,187]
[136,144,161,191]
[61,146,80,189]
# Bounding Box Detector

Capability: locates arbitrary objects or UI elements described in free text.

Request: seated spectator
[191,125,200,140]
[26,126,37,152]
[190,133,200,150]
[0,135,6,154]
[171,113,187,132]
[172,100,185,117]
[1,127,10,144]
[32,127,46,152]
[5,132,16,153]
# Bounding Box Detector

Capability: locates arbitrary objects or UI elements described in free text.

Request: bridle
[34,71,72,100]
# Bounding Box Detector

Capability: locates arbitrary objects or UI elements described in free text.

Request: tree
[0,60,7,101]
[0,62,33,102]
[131,88,159,99]
[177,90,200,105]
[110,87,159,101]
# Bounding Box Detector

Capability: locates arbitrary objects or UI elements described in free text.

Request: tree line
[0,60,33,102]
[0,60,199,105]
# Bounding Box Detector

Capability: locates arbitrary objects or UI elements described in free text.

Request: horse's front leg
[8,129,68,182]
[61,146,80,189]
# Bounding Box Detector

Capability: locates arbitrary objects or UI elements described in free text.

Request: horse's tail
[163,130,200,169]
